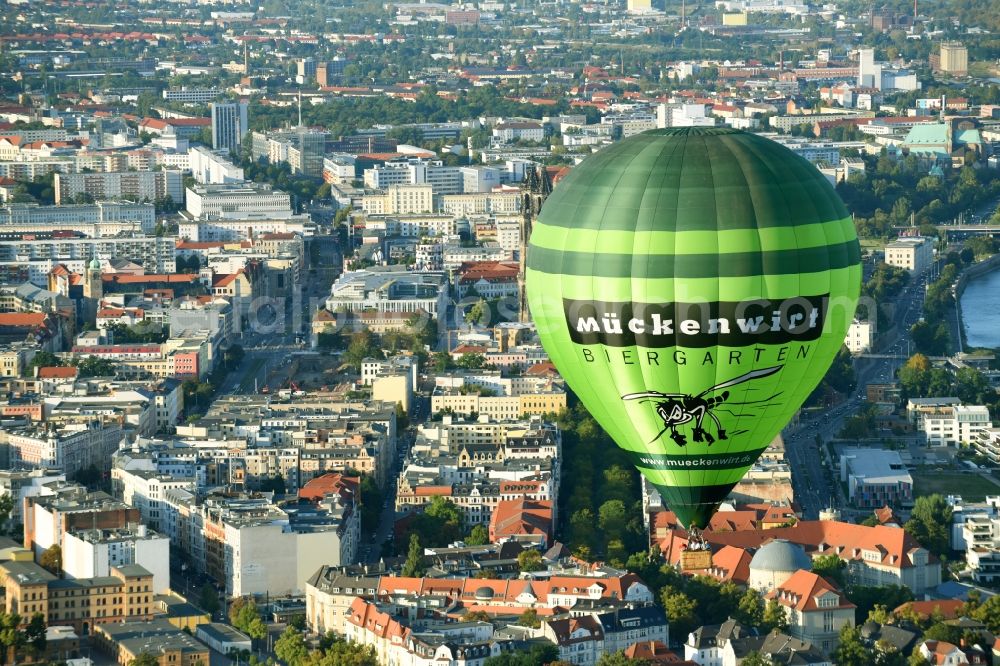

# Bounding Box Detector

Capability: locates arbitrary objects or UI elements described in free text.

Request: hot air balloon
[525,128,861,530]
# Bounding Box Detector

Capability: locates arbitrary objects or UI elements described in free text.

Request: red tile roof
[624,641,694,664]
[0,312,46,327]
[458,260,519,283]
[37,366,77,379]
[299,473,359,502]
[894,599,965,620]
[658,520,935,571]
[489,498,553,542]
[766,570,855,612]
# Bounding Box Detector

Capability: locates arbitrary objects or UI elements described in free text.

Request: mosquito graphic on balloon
[621,365,784,447]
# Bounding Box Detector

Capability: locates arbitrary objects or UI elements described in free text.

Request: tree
[75,356,117,378]
[130,654,160,666]
[741,652,776,666]
[737,588,764,627]
[762,598,788,632]
[40,545,61,575]
[0,612,23,664]
[833,625,870,666]
[0,494,13,536]
[229,597,262,635]
[26,351,61,375]
[343,329,381,371]
[245,616,268,641]
[517,549,544,573]
[198,583,220,615]
[660,587,697,640]
[274,627,309,666]
[466,524,489,546]
[597,652,652,666]
[969,593,1000,632]
[598,500,627,539]
[518,608,541,629]
[223,344,245,371]
[23,613,45,658]
[402,534,425,577]
[812,553,848,589]
[868,604,892,624]
[483,644,560,666]
[904,494,952,557]
[462,610,491,623]
[260,473,286,494]
[847,586,912,624]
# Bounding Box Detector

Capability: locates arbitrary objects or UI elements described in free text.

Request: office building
[884,237,934,273]
[210,101,248,152]
[840,448,913,509]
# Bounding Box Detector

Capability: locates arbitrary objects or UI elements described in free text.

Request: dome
[474,586,494,600]
[88,257,101,271]
[749,540,812,573]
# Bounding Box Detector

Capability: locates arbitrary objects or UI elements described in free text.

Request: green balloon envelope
[526,128,861,529]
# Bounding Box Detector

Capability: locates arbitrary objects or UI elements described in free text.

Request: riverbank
[955,252,1000,351]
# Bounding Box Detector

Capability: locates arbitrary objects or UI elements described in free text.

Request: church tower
[82,256,102,324]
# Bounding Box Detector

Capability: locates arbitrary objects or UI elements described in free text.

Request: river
[961,268,1000,348]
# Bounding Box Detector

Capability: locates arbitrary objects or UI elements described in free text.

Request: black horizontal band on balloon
[526,239,861,279]
[622,446,770,471]
[564,295,828,348]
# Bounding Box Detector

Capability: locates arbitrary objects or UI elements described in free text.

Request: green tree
[483,644,559,666]
[833,625,870,666]
[597,651,652,666]
[517,549,544,573]
[598,500,627,539]
[129,654,160,666]
[660,587,697,640]
[23,613,45,658]
[0,612,23,665]
[737,588,764,627]
[229,597,263,635]
[969,593,1000,632]
[26,351,61,375]
[812,553,848,589]
[260,473,286,494]
[741,652,775,666]
[518,608,541,629]
[762,598,788,632]
[75,356,117,377]
[904,494,952,557]
[402,534,425,577]
[342,329,382,371]
[846,586,912,624]
[245,616,267,641]
[223,344,245,371]
[0,494,13,536]
[466,524,490,546]
[275,626,309,666]
[198,583,220,615]
[40,545,61,574]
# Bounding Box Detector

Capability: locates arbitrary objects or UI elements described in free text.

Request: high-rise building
[938,42,968,76]
[857,48,881,88]
[210,101,249,152]
[296,57,317,84]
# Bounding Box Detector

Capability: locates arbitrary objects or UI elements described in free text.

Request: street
[784,265,930,518]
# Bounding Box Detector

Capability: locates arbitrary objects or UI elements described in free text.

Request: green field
[912,471,1000,502]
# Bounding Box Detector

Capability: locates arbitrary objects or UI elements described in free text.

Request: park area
[911,470,1000,502]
